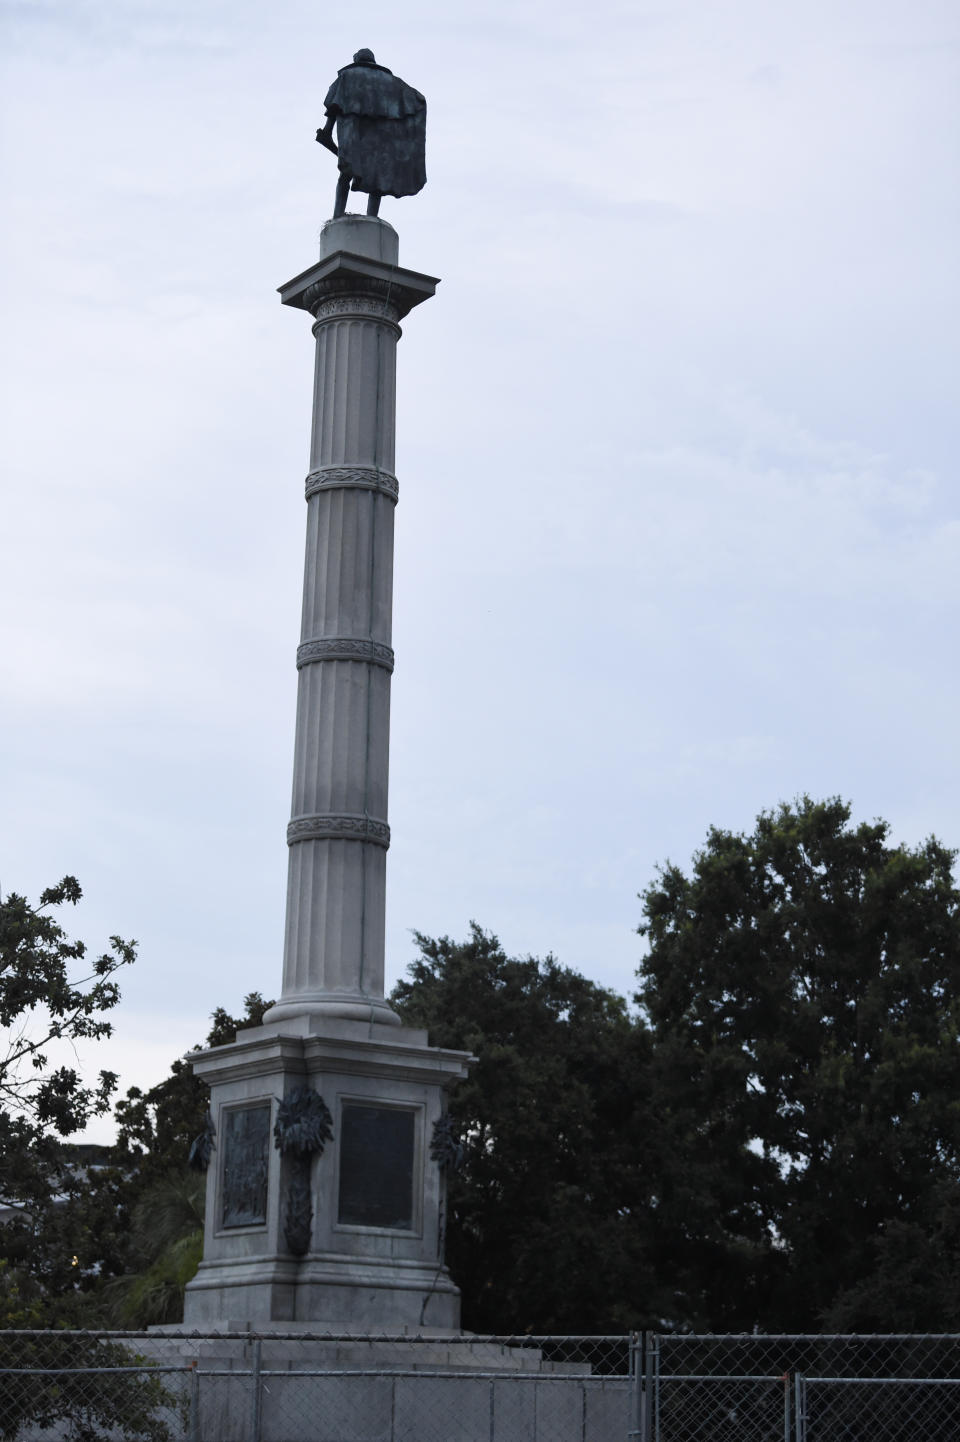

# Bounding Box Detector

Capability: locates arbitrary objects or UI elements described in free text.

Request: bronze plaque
[338,1104,415,1230]
[221,1104,271,1228]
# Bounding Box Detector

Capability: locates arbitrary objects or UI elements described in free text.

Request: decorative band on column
[308,293,402,329]
[286,813,391,848]
[305,466,399,501]
[296,638,395,672]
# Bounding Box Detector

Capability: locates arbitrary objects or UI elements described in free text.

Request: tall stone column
[265,216,437,1028]
[182,216,471,1331]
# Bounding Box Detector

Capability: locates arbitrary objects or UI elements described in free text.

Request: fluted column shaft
[266,218,437,1028]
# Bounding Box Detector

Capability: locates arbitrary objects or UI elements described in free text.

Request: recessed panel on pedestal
[337,1102,416,1230]
[220,1103,271,1229]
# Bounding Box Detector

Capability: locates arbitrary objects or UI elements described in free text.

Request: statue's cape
[324,62,426,198]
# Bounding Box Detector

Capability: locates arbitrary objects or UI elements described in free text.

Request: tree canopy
[0,876,134,1153]
[7,797,959,1337]
[0,878,136,1308]
[389,798,960,1332]
[636,796,960,1329]
[101,992,274,1326]
[391,924,665,1332]
[112,991,272,1185]
[0,888,272,1329]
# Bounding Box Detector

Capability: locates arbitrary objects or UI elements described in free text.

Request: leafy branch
[0,877,136,1139]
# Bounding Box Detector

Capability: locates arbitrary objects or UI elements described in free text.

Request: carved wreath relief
[274,1086,334,1256]
[188,1109,216,1173]
[430,1112,465,1172]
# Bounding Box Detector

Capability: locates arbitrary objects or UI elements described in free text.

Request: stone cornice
[305,466,399,502]
[286,813,390,848]
[278,251,439,322]
[296,638,395,672]
[188,1030,475,1088]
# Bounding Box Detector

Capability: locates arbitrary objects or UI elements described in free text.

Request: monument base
[183,1017,472,1331]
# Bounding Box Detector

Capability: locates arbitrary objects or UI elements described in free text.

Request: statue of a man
[316,50,427,219]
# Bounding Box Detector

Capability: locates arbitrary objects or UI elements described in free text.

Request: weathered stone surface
[183,1018,471,1329]
[265,217,436,1031]
[143,1334,630,1442]
[183,217,469,1332]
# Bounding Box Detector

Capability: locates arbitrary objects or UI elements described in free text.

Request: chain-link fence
[645,1333,960,1442]
[0,1331,630,1442]
[2,1331,959,1441]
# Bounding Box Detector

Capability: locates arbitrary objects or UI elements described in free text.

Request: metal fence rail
[797,1374,960,1442]
[1,1330,958,1441]
[0,1331,630,1442]
[649,1334,960,1442]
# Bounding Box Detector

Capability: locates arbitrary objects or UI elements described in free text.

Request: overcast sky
[2,0,958,1144]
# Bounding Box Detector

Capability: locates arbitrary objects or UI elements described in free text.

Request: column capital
[278,252,439,322]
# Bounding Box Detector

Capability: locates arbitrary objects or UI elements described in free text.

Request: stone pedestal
[182,1018,470,1329]
[182,216,472,1331]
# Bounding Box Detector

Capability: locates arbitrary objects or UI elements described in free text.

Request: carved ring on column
[286,813,391,848]
[304,466,399,501]
[296,638,395,672]
[307,291,402,329]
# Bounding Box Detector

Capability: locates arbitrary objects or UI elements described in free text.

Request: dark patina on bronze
[274,1086,334,1256]
[316,49,426,219]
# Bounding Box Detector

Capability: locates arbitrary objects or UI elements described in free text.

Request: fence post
[249,1337,262,1442]
[630,1331,654,1442]
[782,1370,791,1442]
[628,1332,647,1442]
[188,1360,200,1442]
[794,1372,806,1442]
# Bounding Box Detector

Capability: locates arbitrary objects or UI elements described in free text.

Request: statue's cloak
[324,62,426,198]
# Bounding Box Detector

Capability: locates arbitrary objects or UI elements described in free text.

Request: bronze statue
[317,50,427,219]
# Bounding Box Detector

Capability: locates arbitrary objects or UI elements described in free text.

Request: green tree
[391,925,663,1333]
[100,992,273,1325]
[113,992,272,1184]
[637,796,960,1330]
[0,1263,174,1442]
[0,878,136,1302]
[101,1173,205,1326]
